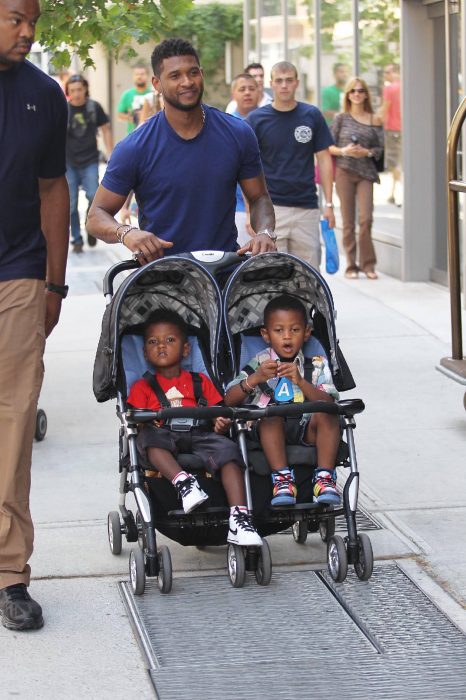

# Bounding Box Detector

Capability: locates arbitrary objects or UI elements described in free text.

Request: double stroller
[93,251,372,595]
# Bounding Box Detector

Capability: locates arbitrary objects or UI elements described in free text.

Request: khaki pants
[335,167,377,273]
[274,205,321,269]
[0,279,45,589]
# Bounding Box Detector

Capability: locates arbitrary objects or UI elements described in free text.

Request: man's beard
[162,85,204,112]
[0,53,21,67]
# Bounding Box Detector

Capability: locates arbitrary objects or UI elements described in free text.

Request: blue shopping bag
[320,218,340,274]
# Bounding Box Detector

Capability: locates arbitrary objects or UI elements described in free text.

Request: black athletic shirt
[0,61,67,282]
[66,99,108,167]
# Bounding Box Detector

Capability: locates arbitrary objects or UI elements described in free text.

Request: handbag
[371,121,384,172]
[320,219,340,274]
[373,150,385,173]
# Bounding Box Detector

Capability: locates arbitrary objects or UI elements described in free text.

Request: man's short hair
[143,309,188,341]
[245,63,264,74]
[263,295,308,326]
[151,38,200,77]
[270,61,298,80]
[231,73,257,91]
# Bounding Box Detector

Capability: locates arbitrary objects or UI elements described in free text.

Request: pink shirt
[383,81,401,131]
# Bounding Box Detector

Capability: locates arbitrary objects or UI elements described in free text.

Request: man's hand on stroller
[237,232,276,257]
[124,228,174,264]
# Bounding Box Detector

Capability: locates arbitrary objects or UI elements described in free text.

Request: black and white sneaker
[0,584,44,631]
[227,508,262,546]
[175,475,209,514]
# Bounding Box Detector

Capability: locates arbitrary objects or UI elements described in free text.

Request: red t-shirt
[383,81,401,131]
[127,369,222,410]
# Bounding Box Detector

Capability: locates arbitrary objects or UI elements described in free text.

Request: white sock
[230,505,247,516]
[172,471,190,487]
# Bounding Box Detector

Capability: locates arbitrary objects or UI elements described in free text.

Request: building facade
[243,0,466,289]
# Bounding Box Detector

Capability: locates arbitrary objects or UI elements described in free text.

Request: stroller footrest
[167,506,230,517]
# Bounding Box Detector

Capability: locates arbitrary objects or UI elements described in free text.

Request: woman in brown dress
[330,77,384,279]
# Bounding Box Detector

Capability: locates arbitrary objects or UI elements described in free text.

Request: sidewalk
[1,241,465,698]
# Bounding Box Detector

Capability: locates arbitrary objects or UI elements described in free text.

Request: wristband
[240,378,254,395]
[46,282,69,298]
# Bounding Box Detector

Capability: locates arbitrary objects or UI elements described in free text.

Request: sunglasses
[349,88,366,94]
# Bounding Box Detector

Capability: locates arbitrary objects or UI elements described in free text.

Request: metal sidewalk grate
[122,563,466,699]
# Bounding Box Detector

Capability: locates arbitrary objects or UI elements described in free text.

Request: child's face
[143,322,190,370]
[260,309,311,359]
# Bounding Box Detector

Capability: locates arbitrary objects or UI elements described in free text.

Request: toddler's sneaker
[313,469,340,505]
[175,475,209,513]
[271,469,297,506]
[227,507,262,546]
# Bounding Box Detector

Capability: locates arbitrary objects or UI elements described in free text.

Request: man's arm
[39,175,70,337]
[238,173,276,255]
[99,123,113,159]
[86,185,173,261]
[315,149,336,229]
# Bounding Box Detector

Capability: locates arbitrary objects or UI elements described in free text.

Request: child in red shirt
[127,309,261,547]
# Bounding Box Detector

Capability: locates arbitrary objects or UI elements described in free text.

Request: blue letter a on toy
[274,377,293,403]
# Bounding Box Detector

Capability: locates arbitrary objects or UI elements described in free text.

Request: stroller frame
[97,252,373,594]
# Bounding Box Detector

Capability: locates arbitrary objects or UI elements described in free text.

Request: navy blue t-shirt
[102,105,262,254]
[0,61,68,281]
[246,102,333,208]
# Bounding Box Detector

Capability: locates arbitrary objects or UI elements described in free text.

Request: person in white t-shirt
[226,62,272,114]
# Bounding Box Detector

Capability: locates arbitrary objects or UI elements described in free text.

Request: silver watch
[257,228,277,242]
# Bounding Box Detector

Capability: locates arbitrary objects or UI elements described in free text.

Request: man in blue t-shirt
[0,0,69,631]
[86,38,276,262]
[246,61,335,269]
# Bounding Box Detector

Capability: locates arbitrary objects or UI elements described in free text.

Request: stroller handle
[126,399,364,425]
[102,252,248,298]
[103,260,140,297]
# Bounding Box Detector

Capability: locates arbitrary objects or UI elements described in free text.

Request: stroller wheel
[354,533,374,581]
[107,511,122,555]
[157,545,173,594]
[35,409,47,441]
[227,544,246,588]
[292,520,308,544]
[327,535,348,583]
[319,513,336,543]
[129,547,146,595]
[255,539,272,586]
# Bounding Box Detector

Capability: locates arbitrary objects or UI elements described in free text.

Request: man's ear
[182,340,191,358]
[304,325,312,342]
[260,326,270,343]
[152,75,161,94]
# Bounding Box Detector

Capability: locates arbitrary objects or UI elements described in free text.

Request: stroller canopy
[94,256,222,402]
[222,253,355,391]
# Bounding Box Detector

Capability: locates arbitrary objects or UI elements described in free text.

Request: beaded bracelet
[115,224,138,244]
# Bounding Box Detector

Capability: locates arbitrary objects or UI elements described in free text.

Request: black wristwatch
[46,282,69,299]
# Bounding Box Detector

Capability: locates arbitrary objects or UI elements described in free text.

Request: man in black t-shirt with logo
[65,75,113,253]
[0,0,69,631]
[247,61,335,270]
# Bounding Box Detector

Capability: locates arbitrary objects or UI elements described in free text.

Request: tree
[170,3,243,106]
[37,0,193,68]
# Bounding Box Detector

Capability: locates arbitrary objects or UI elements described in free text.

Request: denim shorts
[137,425,243,474]
[249,416,310,446]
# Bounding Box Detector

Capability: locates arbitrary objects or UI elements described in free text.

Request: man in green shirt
[117,65,152,134]
[322,62,348,125]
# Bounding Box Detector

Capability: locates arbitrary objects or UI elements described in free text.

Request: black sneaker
[87,232,97,247]
[0,584,44,630]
